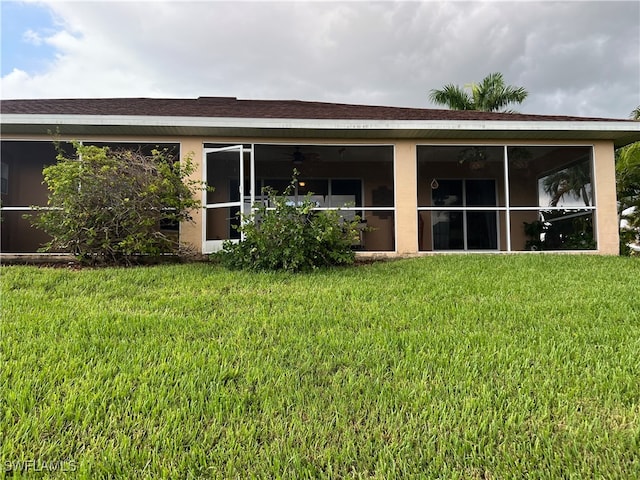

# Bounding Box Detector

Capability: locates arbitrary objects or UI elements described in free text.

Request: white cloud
[22,29,43,46]
[1,0,638,119]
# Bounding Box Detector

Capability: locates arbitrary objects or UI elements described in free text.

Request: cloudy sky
[1,0,639,119]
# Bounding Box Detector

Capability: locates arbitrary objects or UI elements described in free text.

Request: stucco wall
[592,141,619,255]
[394,141,417,254]
[179,138,204,253]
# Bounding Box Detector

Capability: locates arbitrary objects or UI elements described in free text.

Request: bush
[616,142,640,255]
[30,142,202,265]
[219,174,362,272]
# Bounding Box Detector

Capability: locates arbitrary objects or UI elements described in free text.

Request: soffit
[2,114,639,147]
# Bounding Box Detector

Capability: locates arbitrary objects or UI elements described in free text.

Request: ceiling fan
[289,146,320,166]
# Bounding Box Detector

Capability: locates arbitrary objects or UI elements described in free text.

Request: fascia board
[2,114,639,134]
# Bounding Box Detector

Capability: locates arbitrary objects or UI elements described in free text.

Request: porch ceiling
[2,114,639,147]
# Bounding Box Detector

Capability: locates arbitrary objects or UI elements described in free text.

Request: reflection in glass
[433,211,464,250]
[507,146,593,208]
[432,180,462,207]
[538,160,593,208]
[523,210,595,250]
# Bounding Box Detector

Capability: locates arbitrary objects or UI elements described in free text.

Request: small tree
[219,173,362,272]
[31,142,202,264]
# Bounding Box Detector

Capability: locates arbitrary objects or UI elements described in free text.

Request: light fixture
[292,147,304,165]
[458,146,488,170]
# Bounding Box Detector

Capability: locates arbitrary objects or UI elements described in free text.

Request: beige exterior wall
[394,140,418,254]
[178,138,204,253]
[593,140,619,255]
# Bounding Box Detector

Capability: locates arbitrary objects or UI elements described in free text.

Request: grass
[1,255,639,478]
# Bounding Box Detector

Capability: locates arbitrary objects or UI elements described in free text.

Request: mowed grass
[1,255,639,479]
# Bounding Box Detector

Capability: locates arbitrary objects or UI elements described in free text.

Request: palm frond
[429,72,528,112]
[475,73,528,112]
[429,84,474,110]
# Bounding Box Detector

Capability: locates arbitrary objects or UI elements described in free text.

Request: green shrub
[219,174,362,272]
[30,142,202,265]
[616,142,640,255]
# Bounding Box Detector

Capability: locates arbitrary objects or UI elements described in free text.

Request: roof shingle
[0,96,630,122]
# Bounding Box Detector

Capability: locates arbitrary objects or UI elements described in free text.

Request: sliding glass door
[431,179,498,250]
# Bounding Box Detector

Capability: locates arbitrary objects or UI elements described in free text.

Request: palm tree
[541,161,592,207]
[631,106,640,120]
[429,72,528,112]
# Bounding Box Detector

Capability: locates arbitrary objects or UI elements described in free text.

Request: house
[1,96,639,257]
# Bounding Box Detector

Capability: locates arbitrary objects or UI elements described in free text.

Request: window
[0,140,181,253]
[508,147,595,251]
[431,179,498,250]
[1,161,8,195]
[204,143,396,252]
[0,141,74,253]
[417,144,596,252]
[417,146,504,252]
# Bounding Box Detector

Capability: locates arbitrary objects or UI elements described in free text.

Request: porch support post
[394,140,418,254]
[179,138,204,254]
[593,140,619,255]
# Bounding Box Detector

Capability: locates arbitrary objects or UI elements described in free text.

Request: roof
[0,96,629,122]
[2,97,639,147]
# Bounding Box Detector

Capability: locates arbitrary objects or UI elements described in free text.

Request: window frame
[417,143,597,252]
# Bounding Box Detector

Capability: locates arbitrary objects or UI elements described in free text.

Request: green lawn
[1,255,639,478]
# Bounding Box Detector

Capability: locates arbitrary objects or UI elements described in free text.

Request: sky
[1,0,639,119]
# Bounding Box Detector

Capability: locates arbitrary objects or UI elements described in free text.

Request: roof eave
[2,114,639,147]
